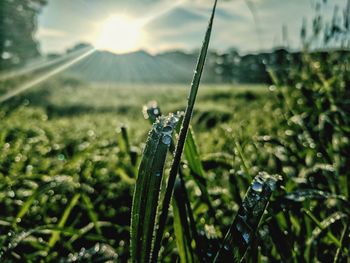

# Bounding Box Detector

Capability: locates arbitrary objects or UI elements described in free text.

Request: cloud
[37,0,350,54]
[37,27,66,38]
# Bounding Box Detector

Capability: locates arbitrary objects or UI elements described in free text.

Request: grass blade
[213,172,281,262]
[333,222,350,263]
[183,127,217,223]
[151,1,218,261]
[303,209,346,249]
[63,243,118,262]
[81,194,102,235]
[130,115,179,263]
[146,103,217,224]
[173,178,195,263]
[48,193,81,249]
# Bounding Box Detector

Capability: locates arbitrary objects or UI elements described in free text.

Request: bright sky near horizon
[36,0,347,55]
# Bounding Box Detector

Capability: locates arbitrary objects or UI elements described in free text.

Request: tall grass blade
[151,1,218,261]
[213,172,281,262]
[130,115,179,263]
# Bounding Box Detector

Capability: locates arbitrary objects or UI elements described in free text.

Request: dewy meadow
[0,0,349,262]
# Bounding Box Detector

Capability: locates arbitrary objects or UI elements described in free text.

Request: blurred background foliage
[0,0,47,69]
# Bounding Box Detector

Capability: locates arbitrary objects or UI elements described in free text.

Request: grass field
[1,80,280,261]
[1,65,350,262]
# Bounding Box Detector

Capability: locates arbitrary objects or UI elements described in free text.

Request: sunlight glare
[96,15,143,54]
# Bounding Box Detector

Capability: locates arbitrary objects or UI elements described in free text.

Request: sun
[95,15,143,54]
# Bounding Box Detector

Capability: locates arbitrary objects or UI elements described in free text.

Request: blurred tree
[0,0,47,70]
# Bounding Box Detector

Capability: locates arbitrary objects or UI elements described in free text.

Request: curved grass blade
[151,1,218,261]
[62,243,118,263]
[173,178,195,263]
[284,189,349,205]
[130,115,179,263]
[284,189,350,214]
[304,210,347,250]
[213,172,281,263]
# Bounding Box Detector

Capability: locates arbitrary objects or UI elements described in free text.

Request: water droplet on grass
[163,125,173,133]
[252,181,263,192]
[162,134,172,145]
[242,233,250,243]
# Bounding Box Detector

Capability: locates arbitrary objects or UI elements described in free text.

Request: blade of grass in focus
[213,172,281,262]
[144,102,217,224]
[151,1,218,261]
[142,105,203,260]
[130,115,179,263]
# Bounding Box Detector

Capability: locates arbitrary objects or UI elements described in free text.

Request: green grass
[1,53,349,261]
[0,80,272,262]
[1,70,349,262]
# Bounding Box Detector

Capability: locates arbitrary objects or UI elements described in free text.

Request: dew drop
[163,125,173,133]
[242,232,250,243]
[162,134,172,145]
[223,244,230,251]
[252,181,263,192]
[94,243,100,252]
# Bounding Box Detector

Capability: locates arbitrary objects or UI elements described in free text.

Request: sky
[36,0,348,55]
